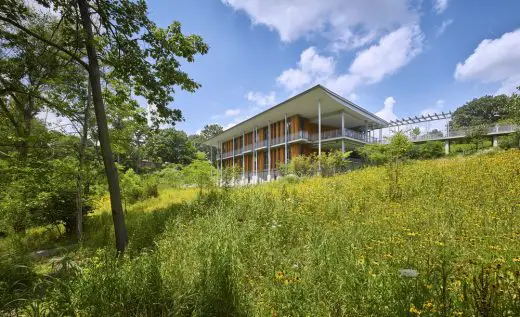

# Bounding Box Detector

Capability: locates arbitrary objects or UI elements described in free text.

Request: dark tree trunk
[76,81,91,242]
[78,0,128,252]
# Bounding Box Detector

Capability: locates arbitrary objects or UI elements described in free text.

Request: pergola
[388,111,452,128]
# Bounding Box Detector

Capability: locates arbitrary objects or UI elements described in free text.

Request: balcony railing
[407,124,519,142]
[218,128,380,159]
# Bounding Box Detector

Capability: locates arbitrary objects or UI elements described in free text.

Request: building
[204,85,388,184]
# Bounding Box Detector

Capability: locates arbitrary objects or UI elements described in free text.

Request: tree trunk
[78,0,128,252]
[76,81,91,242]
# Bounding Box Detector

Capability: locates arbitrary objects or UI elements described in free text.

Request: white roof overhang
[204,85,388,147]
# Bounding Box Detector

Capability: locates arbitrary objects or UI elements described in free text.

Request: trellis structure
[388,111,452,128]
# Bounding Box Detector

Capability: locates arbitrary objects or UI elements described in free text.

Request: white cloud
[421,99,445,116]
[277,47,335,91]
[222,0,416,50]
[211,108,241,120]
[436,19,453,37]
[375,97,398,121]
[349,25,423,83]
[454,29,520,95]
[433,0,449,14]
[245,91,276,107]
[277,25,424,96]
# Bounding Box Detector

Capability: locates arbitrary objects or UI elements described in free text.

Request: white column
[341,112,345,153]
[444,140,450,155]
[242,131,245,182]
[318,100,322,157]
[219,142,223,184]
[284,113,288,165]
[492,135,498,147]
[232,137,235,169]
[267,121,271,181]
[254,126,258,183]
[364,121,368,142]
[379,127,383,143]
[318,100,322,174]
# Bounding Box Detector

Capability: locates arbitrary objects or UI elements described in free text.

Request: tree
[1,0,208,251]
[182,152,216,193]
[189,124,223,163]
[386,132,412,200]
[451,95,509,128]
[146,128,196,165]
[465,125,488,151]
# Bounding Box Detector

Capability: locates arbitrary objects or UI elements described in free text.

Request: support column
[242,131,245,183]
[267,121,271,181]
[232,137,235,170]
[444,140,450,155]
[379,128,383,143]
[253,126,258,183]
[219,142,223,184]
[318,100,322,156]
[284,113,288,165]
[318,100,322,174]
[492,135,498,147]
[341,112,345,153]
[364,121,368,142]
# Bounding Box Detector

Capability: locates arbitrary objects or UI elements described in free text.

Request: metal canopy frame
[388,111,452,127]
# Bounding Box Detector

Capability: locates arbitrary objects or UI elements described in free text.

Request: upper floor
[205,85,389,156]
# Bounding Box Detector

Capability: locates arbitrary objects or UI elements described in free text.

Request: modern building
[204,85,388,184]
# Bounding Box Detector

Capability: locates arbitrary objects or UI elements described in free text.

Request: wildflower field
[2,151,520,316]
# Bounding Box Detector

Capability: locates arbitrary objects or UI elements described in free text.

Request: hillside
[2,151,520,316]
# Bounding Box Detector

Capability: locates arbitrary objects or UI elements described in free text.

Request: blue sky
[144,0,520,134]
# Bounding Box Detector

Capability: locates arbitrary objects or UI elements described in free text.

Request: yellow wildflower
[409,304,422,315]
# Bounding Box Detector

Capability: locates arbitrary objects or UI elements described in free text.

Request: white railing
[408,124,518,142]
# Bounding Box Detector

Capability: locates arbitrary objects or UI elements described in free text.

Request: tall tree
[451,95,510,128]
[189,124,223,163]
[0,0,208,251]
[146,128,196,165]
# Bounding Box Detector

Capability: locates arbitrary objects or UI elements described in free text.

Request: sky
[142,0,520,135]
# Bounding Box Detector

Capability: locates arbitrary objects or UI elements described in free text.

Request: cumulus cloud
[421,99,445,116]
[349,25,423,84]
[375,97,398,121]
[436,19,453,37]
[222,0,415,50]
[433,0,449,14]
[211,108,241,120]
[454,28,520,95]
[245,91,276,107]
[277,25,424,96]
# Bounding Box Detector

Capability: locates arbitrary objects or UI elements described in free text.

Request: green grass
[2,151,520,316]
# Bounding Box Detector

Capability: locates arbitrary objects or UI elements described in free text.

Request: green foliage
[359,143,389,164]
[465,125,489,150]
[145,128,196,165]
[451,95,510,127]
[0,156,84,234]
[287,154,316,177]
[409,141,445,159]
[119,168,160,205]
[499,132,520,149]
[182,154,217,192]
[3,152,520,316]
[281,151,351,178]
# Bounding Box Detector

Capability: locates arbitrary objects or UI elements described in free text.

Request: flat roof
[204,85,388,146]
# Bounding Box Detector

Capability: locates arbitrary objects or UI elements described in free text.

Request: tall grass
[2,151,520,316]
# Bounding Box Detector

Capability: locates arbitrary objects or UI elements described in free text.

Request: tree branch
[0,97,20,130]
[0,16,89,69]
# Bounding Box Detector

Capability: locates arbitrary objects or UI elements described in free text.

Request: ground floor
[218,138,364,184]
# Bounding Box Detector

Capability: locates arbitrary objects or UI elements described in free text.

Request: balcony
[218,128,380,159]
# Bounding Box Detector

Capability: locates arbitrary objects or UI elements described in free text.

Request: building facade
[205,85,388,184]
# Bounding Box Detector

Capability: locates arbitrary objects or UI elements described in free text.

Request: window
[263,152,268,170]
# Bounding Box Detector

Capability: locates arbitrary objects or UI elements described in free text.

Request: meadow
[1,150,520,316]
